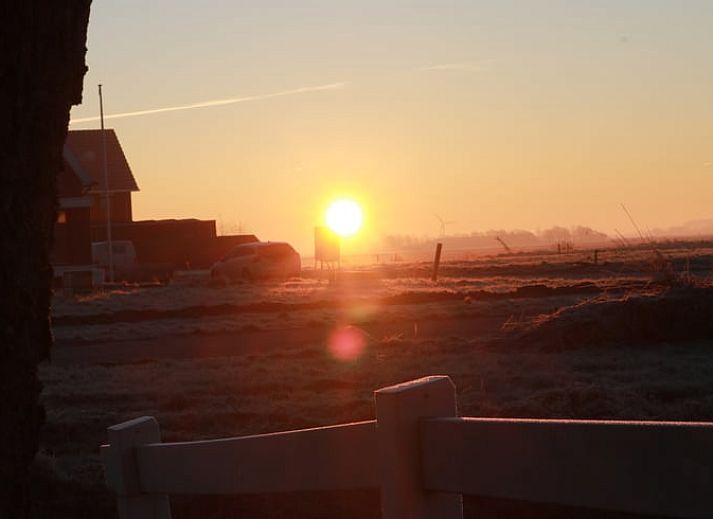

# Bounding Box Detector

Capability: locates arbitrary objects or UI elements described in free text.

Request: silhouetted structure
[314,226,340,269]
[55,129,258,281]
[64,129,139,223]
[92,220,258,273]
[54,147,94,267]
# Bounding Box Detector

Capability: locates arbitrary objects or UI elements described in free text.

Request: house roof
[62,145,94,190]
[64,129,139,192]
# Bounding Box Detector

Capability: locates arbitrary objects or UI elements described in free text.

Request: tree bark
[0,2,91,516]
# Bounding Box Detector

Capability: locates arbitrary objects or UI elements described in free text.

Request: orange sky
[70,2,713,254]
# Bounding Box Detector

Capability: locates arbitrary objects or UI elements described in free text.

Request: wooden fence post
[431,243,443,282]
[102,416,172,519]
[375,376,463,519]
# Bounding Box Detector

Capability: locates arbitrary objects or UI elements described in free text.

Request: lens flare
[327,325,367,362]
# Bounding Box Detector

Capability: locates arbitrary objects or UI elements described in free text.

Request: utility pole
[99,84,114,283]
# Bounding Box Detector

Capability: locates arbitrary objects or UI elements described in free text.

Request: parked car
[210,241,301,281]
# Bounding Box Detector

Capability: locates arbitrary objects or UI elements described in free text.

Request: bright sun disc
[326,199,363,237]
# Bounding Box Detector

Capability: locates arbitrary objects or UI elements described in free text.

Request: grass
[35,333,713,518]
[37,246,713,518]
[506,286,713,350]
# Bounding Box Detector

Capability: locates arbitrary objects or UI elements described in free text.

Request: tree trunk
[0,2,91,516]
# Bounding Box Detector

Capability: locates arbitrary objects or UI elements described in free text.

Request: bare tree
[0,2,91,516]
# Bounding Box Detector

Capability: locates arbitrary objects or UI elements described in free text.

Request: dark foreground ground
[34,246,713,518]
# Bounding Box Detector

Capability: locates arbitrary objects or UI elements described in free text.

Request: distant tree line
[382,225,609,252]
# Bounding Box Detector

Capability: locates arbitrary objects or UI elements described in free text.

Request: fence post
[375,376,463,519]
[102,416,172,519]
[431,243,443,282]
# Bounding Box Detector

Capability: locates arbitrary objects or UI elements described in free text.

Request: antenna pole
[99,84,114,283]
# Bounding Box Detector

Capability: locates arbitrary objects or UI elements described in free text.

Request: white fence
[101,375,713,518]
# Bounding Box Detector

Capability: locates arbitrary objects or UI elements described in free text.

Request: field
[35,244,713,518]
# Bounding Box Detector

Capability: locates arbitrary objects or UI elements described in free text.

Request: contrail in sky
[69,81,348,124]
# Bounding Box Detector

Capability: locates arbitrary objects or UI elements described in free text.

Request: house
[52,138,100,289]
[53,129,138,288]
[53,129,258,285]
[63,129,139,224]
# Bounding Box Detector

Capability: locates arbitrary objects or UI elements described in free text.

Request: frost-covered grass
[35,247,713,518]
[37,335,713,518]
[50,274,641,318]
[52,245,713,321]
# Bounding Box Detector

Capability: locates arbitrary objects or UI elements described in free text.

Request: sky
[69,1,713,254]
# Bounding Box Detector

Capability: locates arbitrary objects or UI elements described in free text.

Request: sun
[325,199,363,237]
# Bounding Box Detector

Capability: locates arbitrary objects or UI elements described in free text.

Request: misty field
[35,245,713,518]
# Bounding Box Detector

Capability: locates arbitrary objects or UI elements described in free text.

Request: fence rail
[421,417,713,518]
[136,420,378,495]
[101,375,713,518]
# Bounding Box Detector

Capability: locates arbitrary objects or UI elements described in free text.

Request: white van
[92,240,137,275]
